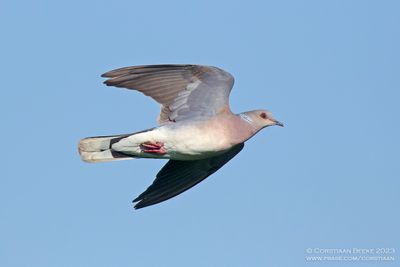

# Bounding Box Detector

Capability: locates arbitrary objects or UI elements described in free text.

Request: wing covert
[102,64,234,124]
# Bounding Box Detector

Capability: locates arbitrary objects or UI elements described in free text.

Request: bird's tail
[78,134,136,163]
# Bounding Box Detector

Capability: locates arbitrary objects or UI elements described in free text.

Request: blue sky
[1,0,399,266]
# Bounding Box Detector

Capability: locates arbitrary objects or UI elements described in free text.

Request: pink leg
[140,142,167,154]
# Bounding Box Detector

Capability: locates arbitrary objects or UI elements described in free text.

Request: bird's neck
[238,113,258,133]
[233,113,261,143]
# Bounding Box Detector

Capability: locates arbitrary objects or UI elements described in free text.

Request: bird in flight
[79,64,283,209]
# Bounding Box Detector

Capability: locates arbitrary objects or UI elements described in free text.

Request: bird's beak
[274,120,284,127]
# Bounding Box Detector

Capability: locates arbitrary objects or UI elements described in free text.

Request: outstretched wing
[133,143,244,209]
[102,64,235,124]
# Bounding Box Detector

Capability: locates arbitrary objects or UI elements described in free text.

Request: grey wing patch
[133,143,244,209]
[102,64,235,124]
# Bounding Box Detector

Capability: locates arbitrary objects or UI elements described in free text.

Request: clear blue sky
[1,1,399,266]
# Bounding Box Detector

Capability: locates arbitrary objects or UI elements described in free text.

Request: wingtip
[132,196,157,210]
[100,71,113,86]
[132,197,143,209]
[101,72,111,78]
[101,69,119,78]
[133,201,146,210]
[102,79,115,87]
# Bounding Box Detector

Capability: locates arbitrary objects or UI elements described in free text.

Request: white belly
[160,125,230,159]
[111,123,231,160]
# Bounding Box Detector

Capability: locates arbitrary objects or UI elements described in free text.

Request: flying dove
[78,64,283,209]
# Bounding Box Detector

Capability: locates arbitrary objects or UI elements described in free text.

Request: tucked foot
[140,141,167,154]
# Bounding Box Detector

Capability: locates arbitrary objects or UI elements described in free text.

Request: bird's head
[239,109,284,131]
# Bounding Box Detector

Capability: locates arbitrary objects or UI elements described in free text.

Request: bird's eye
[260,112,267,119]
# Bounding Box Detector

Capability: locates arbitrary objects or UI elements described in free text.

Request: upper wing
[102,64,235,124]
[133,143,244,209]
